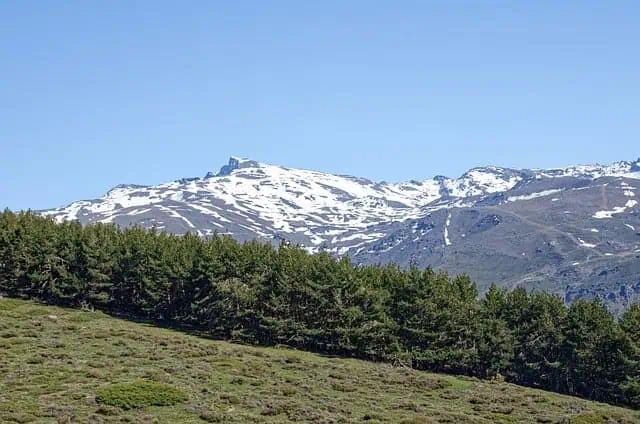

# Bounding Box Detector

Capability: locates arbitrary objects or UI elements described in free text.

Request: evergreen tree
[620,304,640,407]
[561,299,625,402]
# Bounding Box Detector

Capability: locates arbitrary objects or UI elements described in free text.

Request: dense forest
[0,210,639,409]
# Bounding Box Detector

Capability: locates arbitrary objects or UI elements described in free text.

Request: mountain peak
[205,156,261,178]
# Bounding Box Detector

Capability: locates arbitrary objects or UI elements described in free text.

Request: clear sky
[1,1,639,211]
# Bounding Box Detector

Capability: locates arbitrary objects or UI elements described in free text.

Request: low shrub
[95,380,187,410]
[565,413,606,424]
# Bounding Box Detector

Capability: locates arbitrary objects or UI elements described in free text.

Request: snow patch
[578,238,597,248]
[508,189,563,202]
[158,206,196,229]
[593,200,637,219]
[189,204,232,223]
[444,213,452,246]
[594,207,627,219]
[334,233,378,243]
[127,208,152,216]
[624,172,640,180]
[444,169,521,198]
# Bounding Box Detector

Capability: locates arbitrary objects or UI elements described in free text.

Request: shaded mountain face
[41,157,640,310]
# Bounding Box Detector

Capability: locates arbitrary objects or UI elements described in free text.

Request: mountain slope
[40,157,640,308]
[2,298,639,423]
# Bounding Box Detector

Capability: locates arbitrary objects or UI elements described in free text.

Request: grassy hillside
[1,299,638,424]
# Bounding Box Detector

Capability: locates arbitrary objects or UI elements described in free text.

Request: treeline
[0,210,638,408]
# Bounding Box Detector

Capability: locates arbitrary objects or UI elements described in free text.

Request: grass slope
[0,299,638,424]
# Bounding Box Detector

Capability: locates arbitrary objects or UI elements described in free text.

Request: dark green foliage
[0,210,638,409]
[95,380,187,410]
[500,289,568,392]
[620,304,640,406]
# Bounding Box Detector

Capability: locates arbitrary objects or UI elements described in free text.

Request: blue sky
[1,1,639,211]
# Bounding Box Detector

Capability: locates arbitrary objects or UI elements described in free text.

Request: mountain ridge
[44,156,640,195]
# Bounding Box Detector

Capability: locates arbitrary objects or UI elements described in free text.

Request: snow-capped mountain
[40,157,525,244]
[41,157,640,310]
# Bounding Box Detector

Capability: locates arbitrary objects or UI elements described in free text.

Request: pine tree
[620,304,640,407]
[561,299,624,401]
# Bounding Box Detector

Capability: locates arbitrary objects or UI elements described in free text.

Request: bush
[199,411,228,423]
[566,413,605,424]
[95,380,187,410]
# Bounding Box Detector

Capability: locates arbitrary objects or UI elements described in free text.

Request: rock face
[40,157,640,311]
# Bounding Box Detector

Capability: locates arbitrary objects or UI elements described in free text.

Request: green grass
[1,298,639,423]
